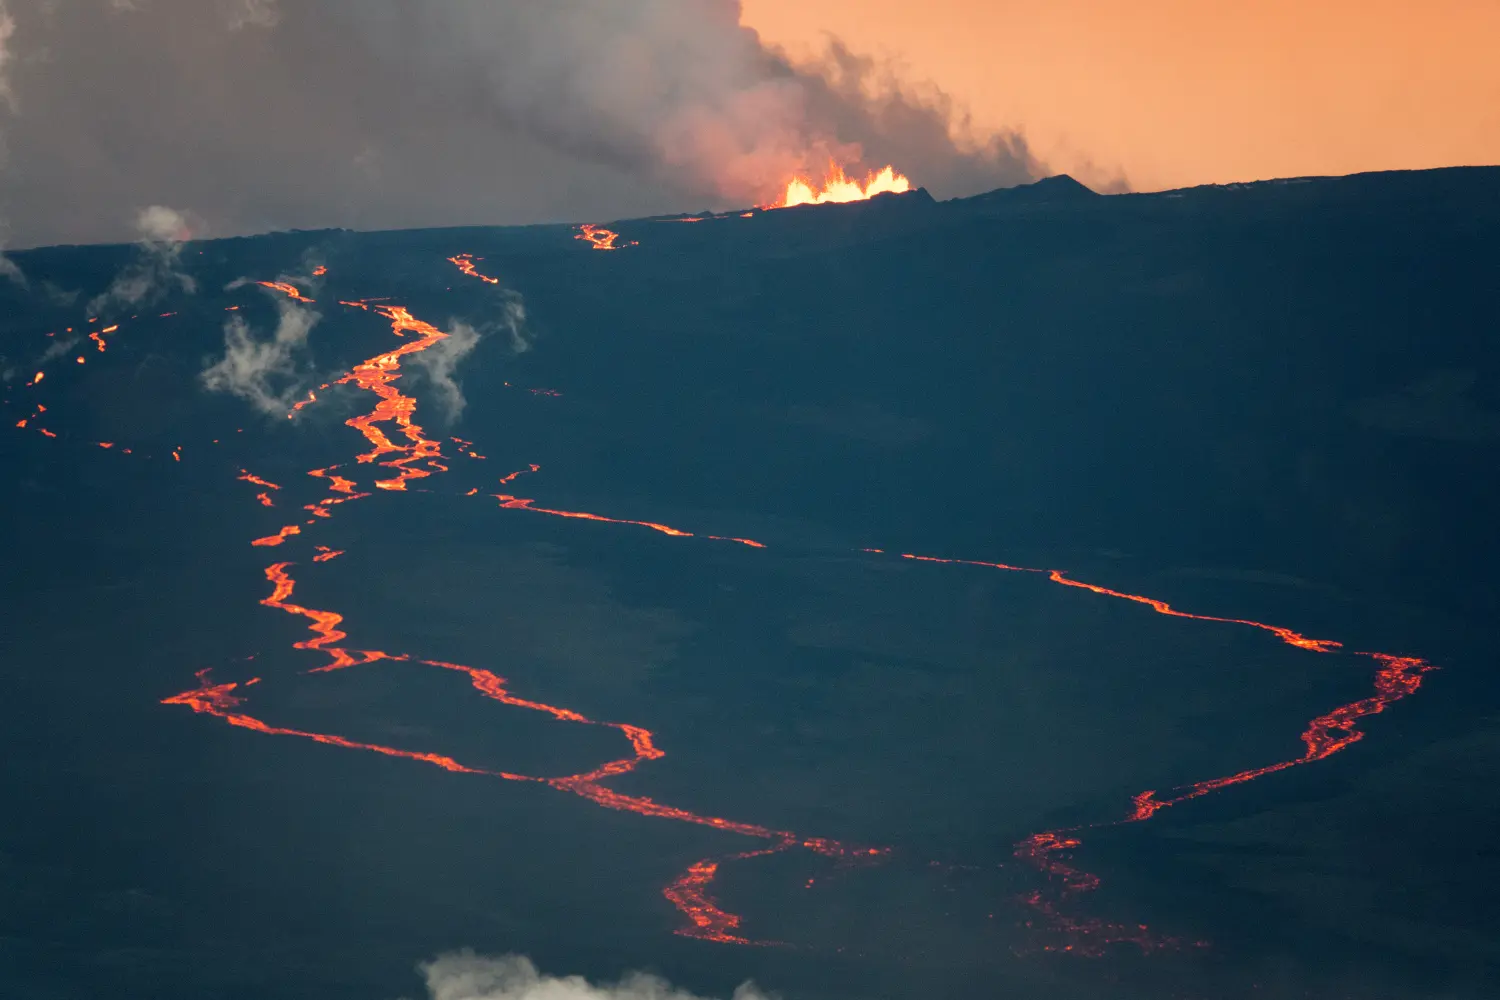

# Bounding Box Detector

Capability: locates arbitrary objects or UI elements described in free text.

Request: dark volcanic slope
[0,168,1496,1000]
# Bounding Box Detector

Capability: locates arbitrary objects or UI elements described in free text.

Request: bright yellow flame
[777,164,911,208]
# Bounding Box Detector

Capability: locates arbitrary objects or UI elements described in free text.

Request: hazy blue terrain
[1,168,1497,999]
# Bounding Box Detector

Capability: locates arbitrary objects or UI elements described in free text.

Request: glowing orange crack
[494,493,693,538]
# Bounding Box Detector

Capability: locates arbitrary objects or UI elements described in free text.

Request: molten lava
[447,253,501,284]
[256,281,315,304]
[111,259,1438,955]
[575,225,636,251]
[776,164,911,209]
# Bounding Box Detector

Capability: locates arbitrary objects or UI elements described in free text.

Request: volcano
[2,167,1497,1000]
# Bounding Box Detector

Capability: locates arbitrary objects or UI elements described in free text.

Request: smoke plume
[418,952,771,1000]
[0,249,20,286]
[85,206,198,313]
[410,320,482,424]
[0,1,1039,247]
[0,0,20,282]
[0,0,13,111]
[410,291,527,423]
[200,294,318,417]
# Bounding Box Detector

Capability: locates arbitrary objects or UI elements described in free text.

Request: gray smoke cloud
[36,334,79,366]
[85,206,198,314]
[0,1,1040,248]
[200,293,318,417]
[417,952,772,1000]
[0,0,21,282]
[0,0,12,108]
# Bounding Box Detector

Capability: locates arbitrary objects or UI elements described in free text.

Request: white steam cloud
[418,952,772,1000]
[225,0,280,31]
[411,295,528,423]
[36,335,79,365]
[200,294,318,417]
[86,206,198,313]
[411,320,481,424]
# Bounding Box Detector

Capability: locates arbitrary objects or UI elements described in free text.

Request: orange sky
[742,0,1500,191]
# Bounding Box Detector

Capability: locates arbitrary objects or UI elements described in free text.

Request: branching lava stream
[152,258,1439,955]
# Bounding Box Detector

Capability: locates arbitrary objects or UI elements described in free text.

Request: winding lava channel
[163,281,881,946]
[158,254,1438,954]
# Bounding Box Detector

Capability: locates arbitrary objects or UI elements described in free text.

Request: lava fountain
[772,163,912,208]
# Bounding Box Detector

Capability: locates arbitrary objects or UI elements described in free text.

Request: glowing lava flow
[1044,570,1341,653]
[238,469,280,492]
[892,551,1433,954]
[775,164,911,208]
[494,493,694,538]
[155,266,1440,955]
[256,280,316,303]
[164,293,867,945]
[251,524,301,547]
[575,224,637,251]
[332,304,452,492]
[447,253,501,284]
[164,671,506,777]
[176,557,870,943]
[1123,652,1436,821]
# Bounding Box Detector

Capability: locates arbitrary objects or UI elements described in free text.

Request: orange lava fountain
[775,164,911,208]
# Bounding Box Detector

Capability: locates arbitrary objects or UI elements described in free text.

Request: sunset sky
[4,1,1497,246]
[743,0,1500,191]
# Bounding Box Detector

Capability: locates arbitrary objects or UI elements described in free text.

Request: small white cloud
[37,335,78,365]
[0,252,23,286]
[135,204,194,242]
[418,952,772,1000]
[223,0,279,31]
[410,319,481,423]
[499,296,529,354]
[409,295,529,423]
[200,296,318,417]
[86,206,198,313]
